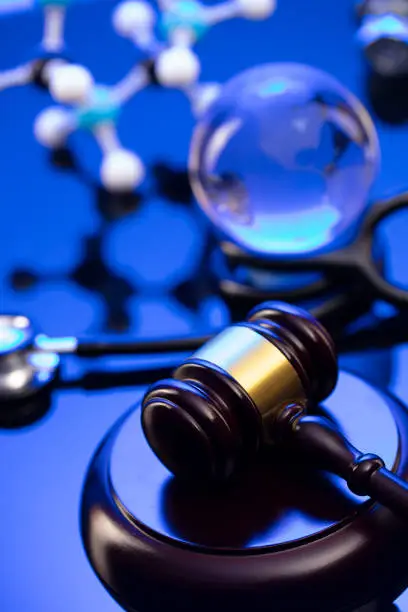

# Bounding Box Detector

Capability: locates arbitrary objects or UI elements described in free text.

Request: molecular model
[4,0,277,332]
[112,0,277,117]
[3,0,276,194]
[32,0,276,194]
[0,0,71,93]
[34,63,147,193]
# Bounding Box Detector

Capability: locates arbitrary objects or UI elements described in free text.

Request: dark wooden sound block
[81,372,408,612]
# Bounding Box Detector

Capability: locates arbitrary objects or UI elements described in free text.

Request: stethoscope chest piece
[0,315,60,427]
[81,371,408,612]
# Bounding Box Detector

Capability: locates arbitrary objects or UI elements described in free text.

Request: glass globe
[189,63,380,257]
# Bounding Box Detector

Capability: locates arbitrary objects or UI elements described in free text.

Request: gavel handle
[369,469,408,517]
[279,405,408,520]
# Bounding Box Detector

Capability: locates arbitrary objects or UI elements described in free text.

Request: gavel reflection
[141,302,408,521]
[163,436,360,549]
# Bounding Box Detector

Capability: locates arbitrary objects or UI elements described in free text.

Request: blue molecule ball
[75,87,120,131]
[160,0,209,42]
[189,63,380,257]
[38,0,73,8]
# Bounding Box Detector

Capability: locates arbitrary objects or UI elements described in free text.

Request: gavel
[141,302,408,519]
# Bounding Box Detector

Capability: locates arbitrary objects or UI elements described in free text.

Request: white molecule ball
[42,58,68,88]
[113,0,156,39]
[101,149,145,192]
[155,46,201,88]
[34,107,73,149]
[50,64,94,105]
[236,0,276,20]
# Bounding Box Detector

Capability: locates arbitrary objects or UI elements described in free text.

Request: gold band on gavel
[191,325,307,423]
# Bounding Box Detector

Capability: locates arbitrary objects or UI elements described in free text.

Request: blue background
[2,0,408,610]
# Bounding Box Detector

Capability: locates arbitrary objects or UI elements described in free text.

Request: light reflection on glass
[190,63,379,258]
[0,326,26,354]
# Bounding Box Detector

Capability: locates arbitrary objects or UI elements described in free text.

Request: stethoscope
[2,191,408,426]
[0,314,209,402]
[356,0,408,78]
[217,191,408,309]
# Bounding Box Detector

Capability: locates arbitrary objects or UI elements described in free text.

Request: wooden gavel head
[141,302,338,481]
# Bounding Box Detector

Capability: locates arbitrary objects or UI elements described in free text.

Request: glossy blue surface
[109,371,399,549]
[1,0,408,610]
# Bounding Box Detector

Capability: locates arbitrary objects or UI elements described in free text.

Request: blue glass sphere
[189,63,380,257]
